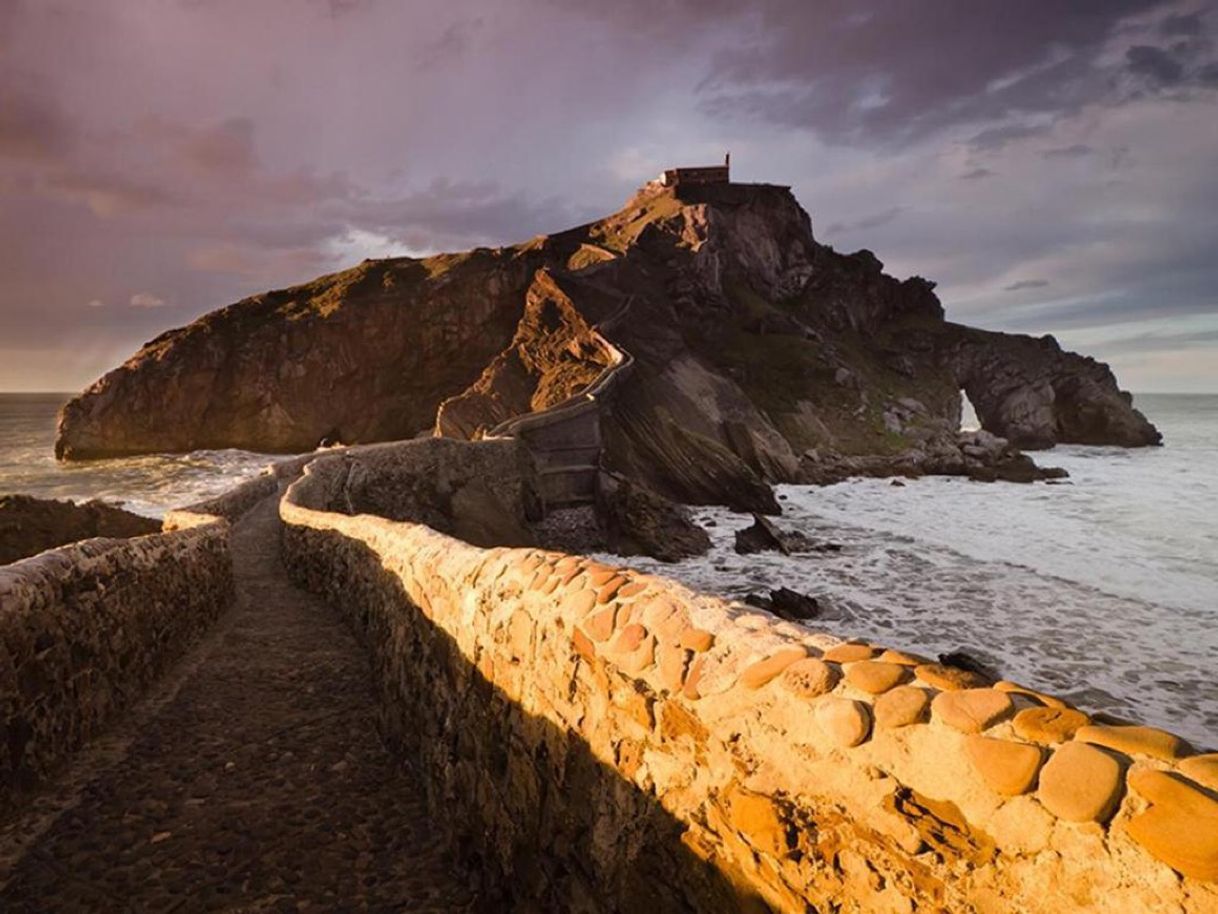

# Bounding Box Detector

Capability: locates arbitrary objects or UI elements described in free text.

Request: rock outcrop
[56,178,1160,503]
[0,495,160,565]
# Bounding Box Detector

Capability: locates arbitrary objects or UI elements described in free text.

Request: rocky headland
[54,180,1159,519]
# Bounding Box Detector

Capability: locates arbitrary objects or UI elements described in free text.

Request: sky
[1,0,1216,393]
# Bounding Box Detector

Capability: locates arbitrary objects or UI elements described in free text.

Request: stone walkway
[0,497,479,912]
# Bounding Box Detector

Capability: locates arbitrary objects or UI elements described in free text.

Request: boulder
[595,472,710,563]
[734,514,839,556]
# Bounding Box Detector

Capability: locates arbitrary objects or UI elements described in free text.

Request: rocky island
[55,179,1158,514]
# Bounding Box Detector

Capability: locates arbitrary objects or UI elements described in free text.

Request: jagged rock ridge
[56,179,1160,505]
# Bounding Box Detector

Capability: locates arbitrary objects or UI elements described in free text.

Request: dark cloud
[1004,279,1051,291]
[1160,12,1204,36]
[696,0,1173,145]
[1127,44,1186,84]
[960,167,996,180]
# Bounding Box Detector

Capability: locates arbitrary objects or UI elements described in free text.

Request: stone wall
[280,440,1218,912]
[0,523,232,807]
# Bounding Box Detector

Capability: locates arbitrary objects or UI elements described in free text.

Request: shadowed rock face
[950,326,1161,449]
[0,495,160,565]
[56,180,1160,496]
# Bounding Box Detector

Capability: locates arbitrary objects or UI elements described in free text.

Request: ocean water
[0,393,276,518]
[601,393,1218,748]
[3,392,1215,746]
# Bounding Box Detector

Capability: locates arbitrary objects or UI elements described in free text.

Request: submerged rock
[0,494,160,565]
[734,514,841,556]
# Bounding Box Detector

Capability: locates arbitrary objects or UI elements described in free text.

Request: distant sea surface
[3,392,1216,745]
[0,393,276,518]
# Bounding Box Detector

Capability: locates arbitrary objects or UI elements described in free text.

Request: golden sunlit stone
[845,660,909,694]
[1037,742,1124,823]
[1074,724,1190,761]
[931,689,1014,734]
[874,686,931,729]
[966,736,1044,796]
[1127,768,1218,881]
[779,658,837,699]
[740,646,807,690]
[1012,707,1089,744]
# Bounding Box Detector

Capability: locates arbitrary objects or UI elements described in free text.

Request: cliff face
[56,179,1160,495]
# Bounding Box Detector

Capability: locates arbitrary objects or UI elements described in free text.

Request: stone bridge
[483,295,636,512]
[0,437,1215,911]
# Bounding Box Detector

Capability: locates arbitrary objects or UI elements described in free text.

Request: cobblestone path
[0,497,478,912]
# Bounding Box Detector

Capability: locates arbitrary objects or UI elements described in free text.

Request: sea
[2,392,1216,747]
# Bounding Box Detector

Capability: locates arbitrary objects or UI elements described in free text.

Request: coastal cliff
[56,180,1160,499]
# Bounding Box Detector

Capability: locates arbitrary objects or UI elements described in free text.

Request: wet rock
[734,514,839,556]
[744,587,820,621]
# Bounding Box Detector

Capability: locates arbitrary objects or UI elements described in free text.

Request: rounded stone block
[584,607,616,642]
[560,589,596,618]
[1126,768,1218,881]
[874,685,931,729]
[877,648,930,666]
[966,736,1044,796]
[587,567,621,587]
[1075,724,1190,762]
[1037,741,1124,823]
[916,663,989,691]
[617,581,648,599]
[823,642,875,663]
[780,658,837,699]
[740,646,808,690]
[1178,753,1218,792]
[815,697,872,748]
[845,660,910,695]
[596,577,627,604]
[1013,707,1089,744]
[932,689,1014,734]
[679,628,715,653]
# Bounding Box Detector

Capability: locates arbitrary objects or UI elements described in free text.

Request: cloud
[1126,44,1186,85]
[0,83,73,161]
[129,292,166,308]
[1160,12,1204,36]
[1003,279,1050,292]
[825,206,904,235]
[967,122,1054,152]
[87,299,105,308]
[1043,144,1094,159]
[960,167,996,180]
